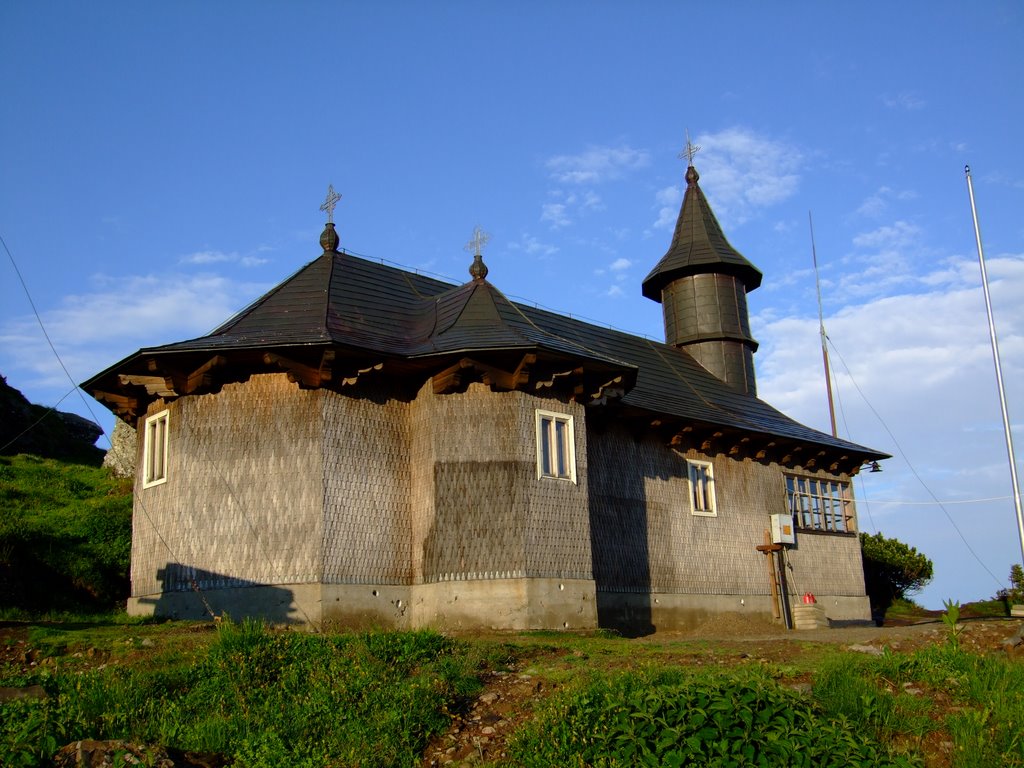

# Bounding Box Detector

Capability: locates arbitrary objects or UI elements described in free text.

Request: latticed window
[536,410,576,483]
[785,474,854,532]
[143,409,169,488]
[687,459,716,516]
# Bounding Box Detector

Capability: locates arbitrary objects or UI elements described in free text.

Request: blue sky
[2,2,1023,608]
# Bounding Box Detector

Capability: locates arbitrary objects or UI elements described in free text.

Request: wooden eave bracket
[340,360,384,388]
[117,374,176,397]
[432,354,538,395]
[586,374,627,405]
[93,390,139,421]
[263,352,332,389]
[147,355,228,396]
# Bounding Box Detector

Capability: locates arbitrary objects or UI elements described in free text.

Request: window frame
[686,459,717,517]
[785,473,855,533]
[142,409,170,489]
[535,409,577,484]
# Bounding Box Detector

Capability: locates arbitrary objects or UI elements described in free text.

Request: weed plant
[818,644,1024,768]
[507,666,919,767]
[0,619,484,767]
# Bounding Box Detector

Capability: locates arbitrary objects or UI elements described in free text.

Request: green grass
[1,619,486,767]
[3,618,1023,766]
[0,454,132,614]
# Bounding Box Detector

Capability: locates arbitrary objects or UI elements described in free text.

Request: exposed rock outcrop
[0,374,104,462]
[102,417,137,478]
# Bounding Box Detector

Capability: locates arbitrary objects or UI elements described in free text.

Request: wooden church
[83,159,886,633]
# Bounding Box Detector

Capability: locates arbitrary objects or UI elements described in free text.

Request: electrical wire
[827,337,1004,589]
[2,228,220,618]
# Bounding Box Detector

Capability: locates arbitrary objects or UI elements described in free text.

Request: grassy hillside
[2,618,1022,767]
[0,453,132,615]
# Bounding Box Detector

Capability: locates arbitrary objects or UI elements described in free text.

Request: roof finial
[464,225,490,280]
[319,184,342,253]
[320,184,342,223]
[678,129,701,185]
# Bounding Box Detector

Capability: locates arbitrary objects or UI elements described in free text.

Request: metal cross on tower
[678,129,701,166]
[464,225,491,257]
[320,184,342,223]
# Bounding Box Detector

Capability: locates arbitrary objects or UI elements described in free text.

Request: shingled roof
[642,164,763,300]
[83,226,887,473]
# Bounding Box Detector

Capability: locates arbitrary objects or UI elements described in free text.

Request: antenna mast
[809,212,838,438]
[965,165,1024,567]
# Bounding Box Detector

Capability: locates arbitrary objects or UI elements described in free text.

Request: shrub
[509,668,919,767]
[860,532,933,619]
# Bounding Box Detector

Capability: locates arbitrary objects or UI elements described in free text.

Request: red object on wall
[802,593,816,604]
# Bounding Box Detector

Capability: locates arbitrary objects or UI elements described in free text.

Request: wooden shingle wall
[131,374,323,598]
[588,422,866,601]
[321,391,411,586]
[409,383,592,585]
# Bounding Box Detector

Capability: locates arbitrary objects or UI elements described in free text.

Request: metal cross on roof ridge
[678,129,701,166]
[464,225,491,256]
[320,184,342,223]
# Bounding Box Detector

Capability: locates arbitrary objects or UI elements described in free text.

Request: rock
[0,374,103,460]
[53,740,227,767]
[847,644,884,655]
[0,685,47,702]
[478,691,500,704]
[1001,625,1024,649]
[103,418,137,478]
[57,412,103,447]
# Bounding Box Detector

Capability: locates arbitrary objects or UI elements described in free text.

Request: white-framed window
[785,474,854,533]
[536,409,576,483]
[687,459,717,516]
[142,409,170,488]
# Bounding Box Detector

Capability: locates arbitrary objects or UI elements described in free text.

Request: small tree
[859,531,934,619]
[996,563,1024,605]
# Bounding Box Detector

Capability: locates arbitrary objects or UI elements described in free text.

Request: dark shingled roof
[84,237,885,463]
[642,165,763,300]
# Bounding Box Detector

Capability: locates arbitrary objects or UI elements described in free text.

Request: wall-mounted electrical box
[770,513,796,545]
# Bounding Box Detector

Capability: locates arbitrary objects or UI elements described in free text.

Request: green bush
[508,667,919,767]
[860,532,933,619]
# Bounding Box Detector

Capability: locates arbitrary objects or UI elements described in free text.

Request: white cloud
[180,250,269,268]
[855,188,894,218]
[754,254,1024,606]
[609,258,632,271]
[688,127,802,227]
[508,233,559,257]
[546,145,650,185]
[0,272,268,395]
[851,221,920,250]
[883,92,926,110]
[541,202,571,229]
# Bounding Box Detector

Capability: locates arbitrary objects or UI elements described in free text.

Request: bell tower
[641,150,762,395]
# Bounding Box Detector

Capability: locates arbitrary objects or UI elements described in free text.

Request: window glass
[785,473,854,533]
[687,459,717,516]
[536,410,576,483]
[143,409,169,488]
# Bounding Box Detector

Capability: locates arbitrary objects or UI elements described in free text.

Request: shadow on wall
[138,563,298,624]
[588,424,667,638]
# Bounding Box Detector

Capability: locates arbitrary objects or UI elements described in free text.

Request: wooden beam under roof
[264,352,328,388]
[93,391,139,421]
[118,374,176,398]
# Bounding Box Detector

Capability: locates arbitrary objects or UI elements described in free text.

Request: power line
[827,337,1003,588]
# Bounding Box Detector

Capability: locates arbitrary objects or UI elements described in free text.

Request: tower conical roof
[641,164,762,301]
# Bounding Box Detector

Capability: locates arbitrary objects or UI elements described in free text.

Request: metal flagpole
[809,212,838,438]
[965,165,1024,567]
